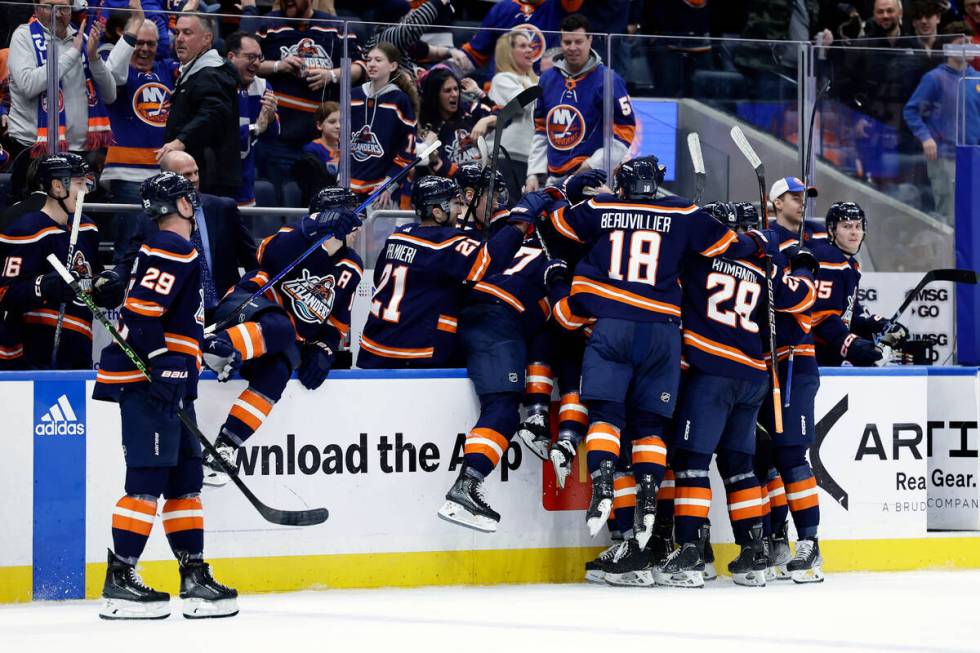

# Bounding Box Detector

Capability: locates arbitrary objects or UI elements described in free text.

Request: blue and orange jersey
[102,60,176,184]
[239,222,362,352]
[774,218,828,252]
[425,98,494,177]
[237,76,279,205]
[544,194,763,324]
[302,138,340,175]
[254,11,364,144]
[357,221,524,368]
[531,55,634,178]
[94,230,204,400]
[0,211,102,368]
[461,0,584,69]
[771,223,819,376]
[349,82,417,195]
[680,253,816,381]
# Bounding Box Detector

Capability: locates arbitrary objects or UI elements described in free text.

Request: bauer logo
[34,382,86,437]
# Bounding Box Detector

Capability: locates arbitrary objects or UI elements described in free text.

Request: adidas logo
[35,394,86,436]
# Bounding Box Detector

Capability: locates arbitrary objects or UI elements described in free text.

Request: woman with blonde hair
[489,29,539,201]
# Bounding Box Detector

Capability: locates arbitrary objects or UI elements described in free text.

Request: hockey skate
[177,552,239,619]
[633,474,658,550]
[648,519,675,572]
[604,538,657,587]
[99,550,170,620]
[728,524,768,587]
[516,412,551,460]
[701,521,717,581]
[202,437,237,487]
[549,438,577,489]
[787,538,824,583]
[438,465,500,533]
[654,540,705,588]
[586,459,616,536]
[584,540,628,583]
[767,518,792,581]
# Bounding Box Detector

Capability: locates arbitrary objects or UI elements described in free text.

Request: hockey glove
[878,321,909,348]
[563,170,607,204]
[298,341,334,390]
[841,333,883,366]
[302,208,362,239]
[202,334,242,382]
[91,269,126,308]
[542,258,569,291]
[745,228,780,259]
[509,190,555,224]
[148,353,188,417]
[785,245,819,277]
[36,271,77,304]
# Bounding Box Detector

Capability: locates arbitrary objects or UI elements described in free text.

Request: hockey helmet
[309,186,359,215]
[825,201,866,253]
[615,156,666,200]
[733,202,761,231]
[455,163,509,209]
[140,171,201,219]
[411,175,460,222]
[37,153,94,195]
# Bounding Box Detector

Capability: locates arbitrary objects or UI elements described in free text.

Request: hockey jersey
[461,0,585,69]
[0,211,102,368]
[101,60,176,184]
[681,253,816,381]
[253,11,365,144]
[349,82,417,195]
[424,98,494,177]
[238,222,362,352]
[774,218,828,251]
[530,52,635,178]
[770,223,819,377]
[237,76,280,205]
[94,230,204,400]
[545,194,764,324]
[357,221,524,368]
[302,138,340,177]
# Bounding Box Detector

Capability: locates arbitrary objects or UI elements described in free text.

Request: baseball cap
[769,176,818,200]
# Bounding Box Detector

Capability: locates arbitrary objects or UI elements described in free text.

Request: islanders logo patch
[546,104,586,151]
[132,82,172,127]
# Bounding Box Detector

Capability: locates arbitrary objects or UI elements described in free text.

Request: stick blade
[930,268,979,284]
[260,505,329,527]
[687,132,705,175]
[498,86,542,124]
[417,139,442,160]
[730,126,764,172]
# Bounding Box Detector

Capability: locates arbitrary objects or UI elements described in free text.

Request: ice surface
[1,571,978,653]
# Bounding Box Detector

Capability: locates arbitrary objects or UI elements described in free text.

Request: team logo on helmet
[132,82,171,127]
[282,268,336,324]
[281,39,333,70]
[546,104,586,151]
[350,125,384,162]
[446,129,484,166]
[513,23,546,62]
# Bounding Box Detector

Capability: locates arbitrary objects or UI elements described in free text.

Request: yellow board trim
[78,536,980,600]
[0,566,33,603]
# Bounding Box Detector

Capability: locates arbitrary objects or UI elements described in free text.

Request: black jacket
[165,51,242,196]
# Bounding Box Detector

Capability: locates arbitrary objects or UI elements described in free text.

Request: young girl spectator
[488,29,538,201]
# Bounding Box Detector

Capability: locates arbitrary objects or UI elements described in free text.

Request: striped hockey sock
[111,495,157,563]
[674,469,711,545]
[162,496,204,558]
[724,471,765,545]
[220,387,275,447]
[585,421,621,472]
[766,468,789,532]
[557,392,588,444]
[612,472,637,537]
[784,464,820,539]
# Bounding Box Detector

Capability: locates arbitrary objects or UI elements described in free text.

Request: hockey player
[541,156,779,551]
[526,14,635,190]
[93,172,237,620]
[0,153,123,369]
[769,176,827,248]
[812,201,907,367]
[356,175,532,369]
[652,201,817,588]
[454,163,510,233]
[201,187,363,485]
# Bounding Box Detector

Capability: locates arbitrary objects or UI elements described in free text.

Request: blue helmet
[615,156,666,200]
[309,186,359,214]
[140,172,201,219]
[37,153,93,195]
[411,175,460,221]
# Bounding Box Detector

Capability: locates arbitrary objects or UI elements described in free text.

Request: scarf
[28,17,112,155]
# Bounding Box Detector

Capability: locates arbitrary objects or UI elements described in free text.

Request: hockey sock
[584,401,625,472]
[557,391,588,445]
[629,411,669,483]
[162,495,204,560]
[775,447,820,539]
[464,392,520,477]
[759,481,772,537]
[766,468,789,532]
[111,495,158,564]
[717,450,765,546]
[656,469,676,524]
[219,356,291,447]
[523,361,554,414]
[612,471,637,538]
[672,451,712,545]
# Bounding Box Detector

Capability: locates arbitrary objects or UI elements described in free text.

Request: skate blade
[437,501,498,533]
[202,471,230,487]
[702,562,718,581]
[516,429,550,461]
[773,564,792,580]
[550,451,570,489]
[584,569,607,584]
[654,570,704,588]
[182,597,239,619]
[586,500,612,537]
[731,569,767,587]
[791,565,825,584]
[605,570,654,587]
[100,597,170,620]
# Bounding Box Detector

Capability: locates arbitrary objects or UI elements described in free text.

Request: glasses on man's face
[135,40,158,48]
[236,52,265,64]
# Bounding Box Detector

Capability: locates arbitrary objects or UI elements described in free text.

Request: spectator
[362,0,459,68]
[865,0,909,40]
[241,0,364,201]
[488,29,538,202]
[291,100,340,205]
[418,67,494,177]
[526,14,635,190]
[101,1,176,261]
[349,42,418,208]
[963,0,980,67]
[640,0,712,98]
[903,23,980,221]
[101,0,171,61]
[7,0,116,200]
[224,31,279,207]
[910,0,946,50]
[159,13,241,198]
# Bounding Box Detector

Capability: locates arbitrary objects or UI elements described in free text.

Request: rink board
[1,367,978,603]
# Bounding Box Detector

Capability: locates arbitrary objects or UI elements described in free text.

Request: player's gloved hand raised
[509,190,556,224]
[35,271,77,304]
[542,258,569,290]
[202,334,242,382]
[784,245,819,277]
[147,353,188,417]
[298,341,334,390]
[841,333,883,366]
[745,228,780,259]
[878,321,909,348]
[91,269,125,308]
[563,170,607,204]
[302,208,362,239]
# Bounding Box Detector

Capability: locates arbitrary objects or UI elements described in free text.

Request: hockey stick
[873,268,978,345]
[47,254,329,527]
[206,139,441,335]
[51,188,85,366]
[730,126,783,433]
[687,132,706,204]
[796,79,831,246]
